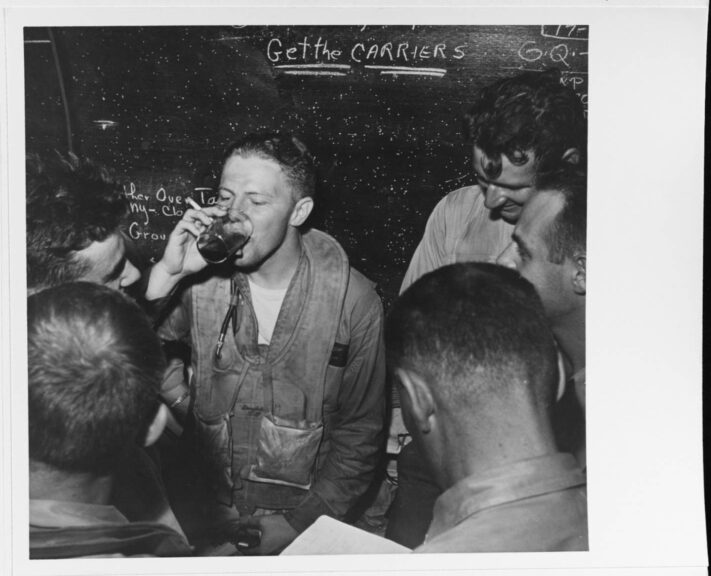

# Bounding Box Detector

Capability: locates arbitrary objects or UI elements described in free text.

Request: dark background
[24,25,588,309]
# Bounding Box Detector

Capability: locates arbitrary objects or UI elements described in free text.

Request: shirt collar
[30,499,129,529]
[427,453,585,541]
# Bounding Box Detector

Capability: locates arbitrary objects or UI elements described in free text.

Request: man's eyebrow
[103,255,126,282]
[473,170,529,191]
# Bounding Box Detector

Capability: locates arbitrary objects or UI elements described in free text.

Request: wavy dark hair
[465,69,587,180]
[26,152,128,292]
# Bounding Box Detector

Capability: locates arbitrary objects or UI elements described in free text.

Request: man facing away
[155,133,386,555]
[28,283,192,558]
[388,68,586,548]
[386,263,588,553]
[497,167,587,467]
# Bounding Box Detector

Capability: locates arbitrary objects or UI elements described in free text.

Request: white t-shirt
[248,278,287,345]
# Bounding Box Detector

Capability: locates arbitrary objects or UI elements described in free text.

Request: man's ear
[571,252,586,295]
[561,147,581,166]
[144,404,168,447]
[289,196,314,227]
[396,368,436,434]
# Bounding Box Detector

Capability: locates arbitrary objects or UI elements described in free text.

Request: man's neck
[247,229,302,290]
[552,304,586,374]
[443,399,559,487]
[30,460,113,505]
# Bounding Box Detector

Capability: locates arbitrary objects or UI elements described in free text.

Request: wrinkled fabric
[30,499,192,558]
[250,413,324,489]
[158,229,385,531]
[416,453,588,553]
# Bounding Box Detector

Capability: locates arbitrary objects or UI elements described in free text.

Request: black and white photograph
[22,22,590,558]
[1,3,707,576]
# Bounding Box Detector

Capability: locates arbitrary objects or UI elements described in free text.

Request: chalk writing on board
[124,182,217,245]
[266,36,466,66]
[365,65,446,78]
[540,25,588,41]
[517,40,589,69]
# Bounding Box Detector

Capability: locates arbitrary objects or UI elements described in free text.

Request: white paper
[282,516,411,555]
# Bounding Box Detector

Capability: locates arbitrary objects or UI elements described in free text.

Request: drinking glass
[196,211,253,264]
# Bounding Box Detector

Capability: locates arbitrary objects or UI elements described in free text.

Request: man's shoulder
[438,184,486,212]
[303,229,377,295]
[424,185,488,234]
[29,501,192,558]
[348,266,377,294]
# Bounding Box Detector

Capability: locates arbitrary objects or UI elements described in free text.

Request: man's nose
[496,242,518,270]
[483,184,508,211]
[227,193,248,217]
[120,259,141,288]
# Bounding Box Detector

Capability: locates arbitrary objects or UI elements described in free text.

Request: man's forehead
[472,146,537,182]
[221,155,285,189]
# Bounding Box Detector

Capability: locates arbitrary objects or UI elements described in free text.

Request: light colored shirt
[415,453,588,553]
[400,185,513,293]
[248,278,287,345]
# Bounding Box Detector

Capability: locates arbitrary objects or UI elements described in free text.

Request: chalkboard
[24,25,588,308]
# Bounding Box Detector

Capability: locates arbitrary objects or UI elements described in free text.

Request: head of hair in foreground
[26,152,129,292]
[28,282,166,476]
[222,132,317,201]
[466,68,587,179]
[386,263,559,486]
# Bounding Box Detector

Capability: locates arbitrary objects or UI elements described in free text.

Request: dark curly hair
[26,152,128,292]
[466,68,587,180]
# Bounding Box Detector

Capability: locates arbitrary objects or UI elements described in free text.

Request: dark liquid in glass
[197,232,248,264]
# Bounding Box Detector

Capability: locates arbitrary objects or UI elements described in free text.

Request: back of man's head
[466,68,586,179]
[26,152,128,292]
[386,263,559,421]
[28,282,166,476]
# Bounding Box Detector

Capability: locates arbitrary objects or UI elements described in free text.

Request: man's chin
[499,207,522,224]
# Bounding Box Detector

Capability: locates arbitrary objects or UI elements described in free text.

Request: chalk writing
[540,25,588,41]
[123,181,215,231]
[517,40,588,69]
[127,221,167,242]
[266,35,466,67]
